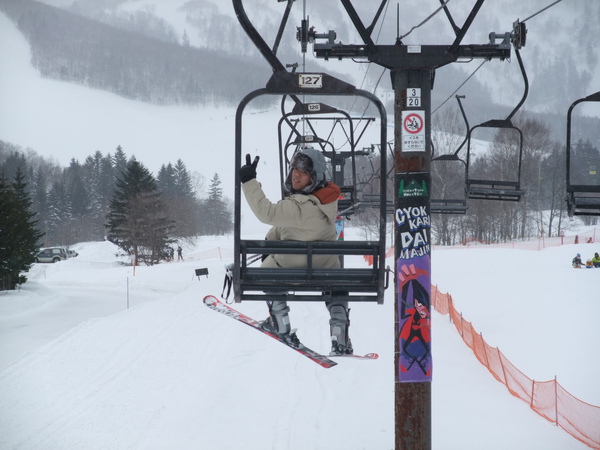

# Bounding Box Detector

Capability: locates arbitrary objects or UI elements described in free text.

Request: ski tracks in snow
[0,292,207,449]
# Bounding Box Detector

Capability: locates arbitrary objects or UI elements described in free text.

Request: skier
[572,253,583,268]
[239,149,353,355]
[177,245,183,261]
[592,252,600,268]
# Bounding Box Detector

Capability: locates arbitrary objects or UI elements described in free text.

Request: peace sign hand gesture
[239,154,260,183]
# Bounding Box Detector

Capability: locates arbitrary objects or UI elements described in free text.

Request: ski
[203,295,337,369]
[329,353,379,360]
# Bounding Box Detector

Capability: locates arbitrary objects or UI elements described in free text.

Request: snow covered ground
[1,7,598,449]
[0,230,597,450]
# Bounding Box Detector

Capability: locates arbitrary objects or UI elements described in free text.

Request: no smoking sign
[401,110,425,152]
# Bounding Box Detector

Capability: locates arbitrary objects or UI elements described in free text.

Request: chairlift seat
[467,179,523,201]
[337,185,356,214]
[431,199,468,214]
[565,92,600,217]
[567,186,600,216]
[236,240,386,303]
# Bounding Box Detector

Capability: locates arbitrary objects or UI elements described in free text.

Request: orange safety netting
[431,285,600,449]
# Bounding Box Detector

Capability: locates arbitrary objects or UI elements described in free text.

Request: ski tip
[203,295,218,306]
[364,353,379,359]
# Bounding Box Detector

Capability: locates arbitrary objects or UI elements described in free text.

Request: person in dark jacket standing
[239,148,353,355]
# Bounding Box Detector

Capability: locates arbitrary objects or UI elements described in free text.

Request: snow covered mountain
[2,0,598,189]
[33,0,600,117]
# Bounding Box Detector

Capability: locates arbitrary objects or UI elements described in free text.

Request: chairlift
[277,98,376,216]
[431,95,469,214]
[465,43,529,202]
[465,118,524,201]
[566,91,600,216]
[232,0,389,304]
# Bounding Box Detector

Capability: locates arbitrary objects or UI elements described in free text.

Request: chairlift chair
[232,0,389,304]
[430,95,469,214]
[277,101,374,216]
[465,118,525,202]
[430,153,469,214]
[566,91,600,216]
[464,42,530,203]
[234,76,389,304]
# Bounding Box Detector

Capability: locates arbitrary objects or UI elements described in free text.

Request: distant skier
[177,245,183,261]
[592,252,600,268]
[572,253,583,268]
[239,149,352,355]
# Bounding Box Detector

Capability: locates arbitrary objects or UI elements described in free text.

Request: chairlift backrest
[566,92,600,216]
[465,119,524,202]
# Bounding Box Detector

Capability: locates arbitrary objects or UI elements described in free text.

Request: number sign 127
[299,74,323,88]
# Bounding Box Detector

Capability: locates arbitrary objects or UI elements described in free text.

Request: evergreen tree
[113,145,128,179]
[45,180,72,244]
[31,168,48,236]
[0,150,28,182]
[174,159,195,199]
[0,169,44,290]
[106,159,175,265]
[157,160,201,238]
[156,163,176,198]
[203,173,232,235]
[65,158,90,218]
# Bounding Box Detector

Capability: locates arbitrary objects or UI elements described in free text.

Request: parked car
[35,247,76,263]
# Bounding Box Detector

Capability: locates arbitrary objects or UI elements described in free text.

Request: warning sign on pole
[401,110,426,152]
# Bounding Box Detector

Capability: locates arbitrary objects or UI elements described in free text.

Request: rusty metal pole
[393,68,433,450]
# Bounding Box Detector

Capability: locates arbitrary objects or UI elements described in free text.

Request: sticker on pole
[401,110,426,152]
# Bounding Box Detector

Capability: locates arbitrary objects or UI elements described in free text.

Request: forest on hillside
[0,0,271,106]
[1,106,599,251]
[1,0,599,251]
[350,110,599,246]
[0,142,233,247]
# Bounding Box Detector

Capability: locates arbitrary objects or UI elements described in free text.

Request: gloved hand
[239,154,260,183]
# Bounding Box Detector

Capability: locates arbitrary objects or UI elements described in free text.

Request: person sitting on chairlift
[239,148,353,355]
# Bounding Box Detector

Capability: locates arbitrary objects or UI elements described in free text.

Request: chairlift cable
[521,0,563,23]
[432,60,487,115]
[347,0,391,118]
[329,1,391,152]
[398,0,451,41]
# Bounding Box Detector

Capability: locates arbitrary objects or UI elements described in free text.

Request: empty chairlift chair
[566,91,600,217]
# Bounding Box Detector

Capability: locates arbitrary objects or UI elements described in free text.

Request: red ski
[329,353,379,360]
[203,295,337,369]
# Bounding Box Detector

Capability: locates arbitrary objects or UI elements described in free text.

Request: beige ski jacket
[242,178,341,269]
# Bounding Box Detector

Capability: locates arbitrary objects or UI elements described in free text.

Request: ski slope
[0,8,598,449]
[0,232,597,450]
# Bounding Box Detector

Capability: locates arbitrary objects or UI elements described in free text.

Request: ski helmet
[284,147,328,194]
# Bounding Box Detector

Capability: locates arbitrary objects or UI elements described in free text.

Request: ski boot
[260,301,300,348]
[329,304,353,356]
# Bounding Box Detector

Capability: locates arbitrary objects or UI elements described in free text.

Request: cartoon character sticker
[398,259,431,382]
